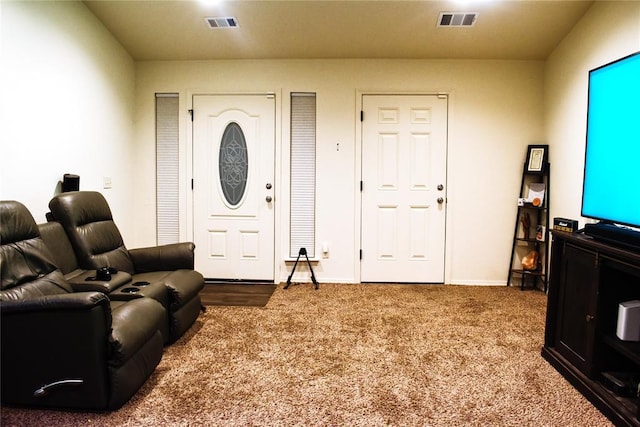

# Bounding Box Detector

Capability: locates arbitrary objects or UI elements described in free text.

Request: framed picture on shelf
[525,144,548,173]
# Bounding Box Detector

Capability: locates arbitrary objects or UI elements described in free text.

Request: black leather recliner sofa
[0,200,166,410]
[48,191,204,343]
[38,220,173,343]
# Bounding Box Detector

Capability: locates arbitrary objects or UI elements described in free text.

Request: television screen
[581,51,640,229]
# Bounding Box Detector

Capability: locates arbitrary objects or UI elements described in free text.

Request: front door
[361,94,448,283]
[192,94,275,280]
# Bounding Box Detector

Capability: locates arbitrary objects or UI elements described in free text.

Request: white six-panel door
[192,94,275,280]
[361,94,448,283]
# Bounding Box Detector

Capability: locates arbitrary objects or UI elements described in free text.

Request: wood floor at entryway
[200,283,277,307]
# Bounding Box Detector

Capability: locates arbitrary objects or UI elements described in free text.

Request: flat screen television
[581,51,640,250]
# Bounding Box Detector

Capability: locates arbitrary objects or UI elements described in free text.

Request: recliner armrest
[1,292,114,409]
[129,242,195,273]
[1,291,111,315]
[67,271,132,294]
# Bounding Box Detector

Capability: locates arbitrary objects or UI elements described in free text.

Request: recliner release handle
[33,379,84,398]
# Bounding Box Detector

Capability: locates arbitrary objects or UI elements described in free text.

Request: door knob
[437,197,444,204]
[266,183,272,190]
[437,184,444,191]
[266,196,273,203]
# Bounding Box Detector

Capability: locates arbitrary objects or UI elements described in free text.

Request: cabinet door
[554,244,599,376]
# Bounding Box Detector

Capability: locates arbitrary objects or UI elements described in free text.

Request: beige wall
[545,1,640,230]
[0,1,136,236]
[135,59,545,284]
[6,1,636,285]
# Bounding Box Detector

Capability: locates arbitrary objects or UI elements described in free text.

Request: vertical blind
[155,93,180,245]
[290,93,317,258]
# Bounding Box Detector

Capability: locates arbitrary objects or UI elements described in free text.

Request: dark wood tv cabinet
[542,231,640,426]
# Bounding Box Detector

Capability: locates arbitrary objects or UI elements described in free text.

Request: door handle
[266,196,273,203]
[437,197,444,204]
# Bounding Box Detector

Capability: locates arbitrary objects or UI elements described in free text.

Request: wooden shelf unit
[507,158,550,291]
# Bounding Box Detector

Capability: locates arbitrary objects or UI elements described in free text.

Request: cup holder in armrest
[132,281,150,287]
[120,287,140,293]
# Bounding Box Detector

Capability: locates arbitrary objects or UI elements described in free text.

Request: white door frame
[185,91,283,283]
[355,91,453,284]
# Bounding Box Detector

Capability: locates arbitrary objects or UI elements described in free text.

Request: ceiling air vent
[438,12,478,27]
[205,17,239,29]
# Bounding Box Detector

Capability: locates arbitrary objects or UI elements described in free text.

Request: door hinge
[188,109,194,121]
[360,110,364,122]
[191,179,194,190]
[359,249,363,260]
[360,181,363,192]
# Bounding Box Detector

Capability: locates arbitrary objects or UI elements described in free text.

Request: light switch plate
[103,176,112,189]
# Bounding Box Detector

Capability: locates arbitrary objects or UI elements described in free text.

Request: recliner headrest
[48,191,113,227]
[0,200,40,245]
[47,191,134,274]
[0,200,72,295]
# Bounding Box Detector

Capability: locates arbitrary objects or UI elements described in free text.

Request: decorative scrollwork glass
[219,122,248,206]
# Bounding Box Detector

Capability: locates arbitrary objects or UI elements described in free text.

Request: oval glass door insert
[219,122,248,206]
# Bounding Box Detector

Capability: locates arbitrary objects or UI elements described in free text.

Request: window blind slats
[290,93,316,258]
[156,93,180,245]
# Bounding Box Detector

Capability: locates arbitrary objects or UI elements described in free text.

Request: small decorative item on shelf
[526,182,546,206]
[536,225,546,242]
[522,250,539,270]
[520,212,531,240]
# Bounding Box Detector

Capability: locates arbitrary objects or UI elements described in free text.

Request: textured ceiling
[84,0,594,61]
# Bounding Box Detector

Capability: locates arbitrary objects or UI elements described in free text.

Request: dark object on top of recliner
[0,200,166,410]
[48,191,204,343]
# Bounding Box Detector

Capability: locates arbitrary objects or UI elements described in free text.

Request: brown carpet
[1,284,612,426]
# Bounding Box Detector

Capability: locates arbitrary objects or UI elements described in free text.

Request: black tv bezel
[580,50,640,230]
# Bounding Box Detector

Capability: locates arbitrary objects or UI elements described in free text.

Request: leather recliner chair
[0,200,166,410]
[38,220,171,343]
[48,191,204,343]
